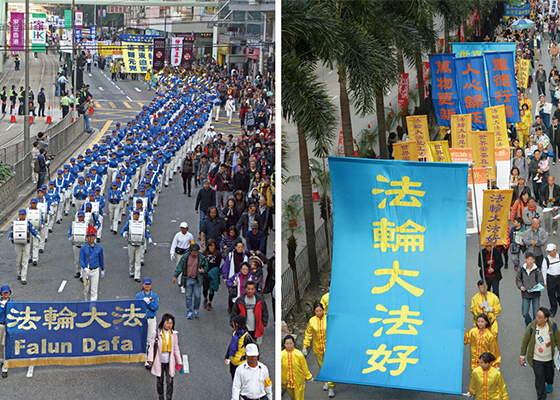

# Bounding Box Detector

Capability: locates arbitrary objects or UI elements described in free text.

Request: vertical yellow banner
[485,105,509,149]
[518,59,530,89]
[393,141,418,161]
[471,131,496,179]
[406,115,429,158]
[480,189,514,246]
[451,114,472,149]
[426,141,452,162]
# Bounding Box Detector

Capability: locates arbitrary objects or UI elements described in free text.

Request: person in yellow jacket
[470,280,502,337]
[225,315,254,380]
[282,335,313,400]
[320,281,330,314]
[464,313,501,372]
[258,177,275,208]
[145,69,153,91]
[517,104,533,147]
[467,352,508,399]
[302,303,336,397]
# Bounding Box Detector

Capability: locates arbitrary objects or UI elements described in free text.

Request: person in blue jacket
[79,225,105,301]
[135,277,159,369]
[0,284,13,377]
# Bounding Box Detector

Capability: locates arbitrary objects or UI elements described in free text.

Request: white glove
[480,300,489,309]
[123,232,128,238]
[143,297,150,304]
[484,306,494,313]
[462,393,473,397]
[309,377,314,382]
[170,253,175,261]
[69,236,72,241]
[148,238,153,244]
[302,348,308,356]
[84,268,91,277]
[101,270,105,278]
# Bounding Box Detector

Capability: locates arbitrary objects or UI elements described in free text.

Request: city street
[0,82,275,400]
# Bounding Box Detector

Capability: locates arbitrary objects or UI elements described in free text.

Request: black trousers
[536,255,545,269]
[534,359,554,400]
[202,273,214,302]
[548,275,560,314]
[230,362,239,379]
[38,102,45,117]
[538,81,547,97]
[182,173,192,195]
[62,105,69,118]
[486,276,500,299]
[156,362,173,400]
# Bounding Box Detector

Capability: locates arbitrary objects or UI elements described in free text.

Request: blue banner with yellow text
[4,300,148,368]
[484,51,521,123]
[452,42,517,58]
[317,157,467,395]
[456,56,489,130]
[430,53,460,127]
[504,3,531,17]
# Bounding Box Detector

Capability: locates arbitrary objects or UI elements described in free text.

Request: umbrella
[511,18,535,29]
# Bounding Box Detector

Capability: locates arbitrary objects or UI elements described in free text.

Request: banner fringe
[4,353,146,369]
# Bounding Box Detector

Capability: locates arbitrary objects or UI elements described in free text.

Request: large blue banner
[317,157,467,395]
[485,51,521,123]
[5,300,148,368]
[452,42,517,58]
[456,56,489,130]
[504,3,531,17]
[430,53,461,127]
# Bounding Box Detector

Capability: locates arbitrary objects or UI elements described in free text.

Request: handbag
[228,285,237,298]
[175,247,187,255]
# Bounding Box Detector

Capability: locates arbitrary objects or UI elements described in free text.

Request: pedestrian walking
[147,313,183,400]
[282,335,313,400]
[201,239,222,311]
[231,343,273,400]
[467,353,508,399]
[517,252,546,327]
[79,225,105,301]
[543,243,560,318]
[520,307,560,399]
[172,244,208,319]
[231,280,268,345]
[37,87,45,117]
[8,210,39,285]
[135,277,159,369]
[226,315,254,379]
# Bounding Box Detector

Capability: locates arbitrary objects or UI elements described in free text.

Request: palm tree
[282,194,304,313]
[434,0,461,53]
[283,0,339,287]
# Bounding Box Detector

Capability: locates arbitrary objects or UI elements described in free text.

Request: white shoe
[328,389,335,398]
[554,231,557,235]
[537,179,543,183]
[323,383,328,391]
[181,287,185,293]
[534,176,540,181]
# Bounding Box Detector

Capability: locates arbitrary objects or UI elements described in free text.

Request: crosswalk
[93,101,145,110]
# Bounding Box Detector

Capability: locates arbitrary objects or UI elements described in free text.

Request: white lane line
[135,87,141,92]
[331,95,337,100]
[58,280,67,293]
[27,366,34,377]
[126,96,132,101]
[183,355,189,373]
[99,87,104,91]
[5,123,15,131]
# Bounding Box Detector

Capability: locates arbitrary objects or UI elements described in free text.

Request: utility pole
[24,0,29,165]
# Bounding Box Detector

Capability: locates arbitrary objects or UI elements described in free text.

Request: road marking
[138,102,143,107]
[99,87,104,91]
[332,95,338,100]
[183,355,189,373]
[89,120,112,146]
[127,96,132,101]
[58,280,67,293]
[27,366,34,377]
[135,87,141,92]
[5,123,15,131]
[328,70,334,74]
[94,102,101,108]
[123,102,132,109]
[109,102,117,109]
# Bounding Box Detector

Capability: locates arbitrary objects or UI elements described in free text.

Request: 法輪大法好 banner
[121,34,156,73]
[318,157,467,394]
[4,299,148,368]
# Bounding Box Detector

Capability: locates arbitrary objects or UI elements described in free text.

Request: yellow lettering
[15,339,25,355]
[41,338,47,354]
[98,340,110,352]
[83,338,96,353]
[48,342,59,354]
[61,342,72,354]
[121,340,133,351]
[112,336,120,351]
[28,343,39,355]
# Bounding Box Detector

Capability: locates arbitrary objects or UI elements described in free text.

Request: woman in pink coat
[147,313,183,400]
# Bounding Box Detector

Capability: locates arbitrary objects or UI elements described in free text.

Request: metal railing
[7,114,85,187]
[281,218,333,319]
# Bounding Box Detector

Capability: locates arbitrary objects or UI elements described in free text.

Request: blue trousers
[185,277,201,314]
[522,296,540,326]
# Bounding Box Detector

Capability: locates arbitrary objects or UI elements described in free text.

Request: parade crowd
[0,59,275,400]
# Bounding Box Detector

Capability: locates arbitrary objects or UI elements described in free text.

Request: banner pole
[470,163,487,301]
